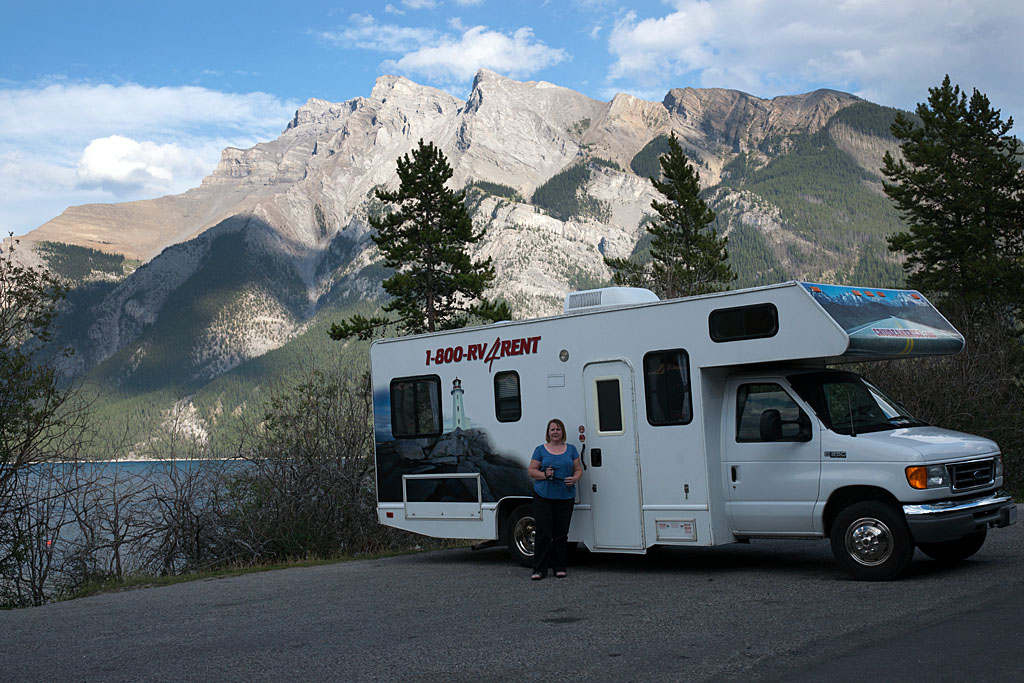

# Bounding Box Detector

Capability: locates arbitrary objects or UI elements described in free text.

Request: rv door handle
[591,448,602,467]
[731,466,738,483]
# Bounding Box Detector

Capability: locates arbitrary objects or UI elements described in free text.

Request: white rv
[369,281,1016,580]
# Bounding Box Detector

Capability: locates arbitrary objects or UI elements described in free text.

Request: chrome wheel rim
[845,516,894,566]
[513,515,535,557]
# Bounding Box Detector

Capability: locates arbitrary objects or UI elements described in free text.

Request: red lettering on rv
[422,335,542,371]
[482,337,502,370]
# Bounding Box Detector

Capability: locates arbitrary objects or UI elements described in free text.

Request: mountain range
[14,69,910,447]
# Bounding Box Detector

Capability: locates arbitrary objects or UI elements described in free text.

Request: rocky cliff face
[22,70,902,392]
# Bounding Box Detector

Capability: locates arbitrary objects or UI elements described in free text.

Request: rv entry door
[583,361,644,550]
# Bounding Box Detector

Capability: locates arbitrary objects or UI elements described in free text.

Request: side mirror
[759,409,783,441]
[796,414,813,442]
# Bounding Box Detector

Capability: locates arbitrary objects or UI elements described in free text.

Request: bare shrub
[1,463,85,606]
[142,458,232,574]
[61,462,159,589]
[222,362,414,563]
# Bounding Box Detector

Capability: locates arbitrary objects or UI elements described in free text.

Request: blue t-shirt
[532,443,579,500]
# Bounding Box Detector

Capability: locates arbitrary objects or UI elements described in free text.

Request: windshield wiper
[889,416,925,427]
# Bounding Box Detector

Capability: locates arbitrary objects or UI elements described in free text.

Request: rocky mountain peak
[763,89,857,133]
[286,97,357,134]
[661,86,856,152]
[470,67,511,89]
[370,74,461,110]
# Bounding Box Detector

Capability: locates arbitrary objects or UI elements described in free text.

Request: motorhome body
[369,281,1016,580]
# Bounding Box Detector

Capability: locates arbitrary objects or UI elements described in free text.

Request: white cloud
[605,0,1024,123]
[0,82,297,234]
[384,3,405,15]
[454,0,484,5]
[75,136,211,196]
[393,26,569,82]
[0,82,294,142]
[403,0,437,8]
[319,15,437,53]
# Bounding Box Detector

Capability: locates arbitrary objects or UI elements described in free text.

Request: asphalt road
[3,511,1021,682]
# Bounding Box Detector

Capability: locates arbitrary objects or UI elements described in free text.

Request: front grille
[948,459,995,491]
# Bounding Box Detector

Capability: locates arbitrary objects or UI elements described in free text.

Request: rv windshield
[788,371,926,436]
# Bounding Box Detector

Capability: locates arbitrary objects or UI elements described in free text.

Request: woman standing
[527,418,582,580]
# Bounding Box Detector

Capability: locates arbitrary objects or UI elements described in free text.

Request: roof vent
[564,287,659,313]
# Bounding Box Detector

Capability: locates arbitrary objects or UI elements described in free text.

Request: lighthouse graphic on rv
[451,378,468,431]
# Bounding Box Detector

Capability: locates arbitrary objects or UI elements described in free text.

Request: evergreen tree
[606,134,735,298]
[882,76,1024,317]
[329,140,510,340]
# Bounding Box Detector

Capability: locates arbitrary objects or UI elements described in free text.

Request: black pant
[532,494,574,575]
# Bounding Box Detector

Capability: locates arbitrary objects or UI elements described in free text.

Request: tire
[918,528,987,563]
[830,501,915,581]
[505,503,535,567]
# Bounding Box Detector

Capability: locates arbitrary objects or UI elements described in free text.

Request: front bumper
[903,492,1017,544]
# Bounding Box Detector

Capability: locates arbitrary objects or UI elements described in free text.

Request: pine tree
[606,133,735,298]
[329,140,510,340]
[883,75,1024,317]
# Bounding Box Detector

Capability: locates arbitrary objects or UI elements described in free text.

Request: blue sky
[2,0,1022,236]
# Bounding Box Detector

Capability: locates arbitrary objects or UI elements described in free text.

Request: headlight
[995,455,1003,478]
[906,464,949,490]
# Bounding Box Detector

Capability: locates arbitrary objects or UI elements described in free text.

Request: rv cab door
[723,378,821,535]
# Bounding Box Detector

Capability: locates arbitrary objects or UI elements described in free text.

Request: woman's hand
[564,474,577,485]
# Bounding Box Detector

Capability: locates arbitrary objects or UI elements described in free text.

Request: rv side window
[595,378,624,434]
[494,371,522,422]
[643,350,693,426]
[736,383,811,442]
[710,304,779,342]
[390,375,442,438]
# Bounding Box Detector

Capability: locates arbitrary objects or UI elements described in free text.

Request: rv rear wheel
[830,501,914,581]
[506,504,535,567]
[918,528,987,562]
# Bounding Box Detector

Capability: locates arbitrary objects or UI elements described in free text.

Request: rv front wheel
[506,504,535,567]
[830,501,914,581]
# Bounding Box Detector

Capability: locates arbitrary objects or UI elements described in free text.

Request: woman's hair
[545,418,567,443]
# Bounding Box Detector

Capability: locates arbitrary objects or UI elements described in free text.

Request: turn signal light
[906,465,948,489]
[906,466,928,489]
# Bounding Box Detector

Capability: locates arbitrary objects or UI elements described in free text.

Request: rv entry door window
[594,378,624,434]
